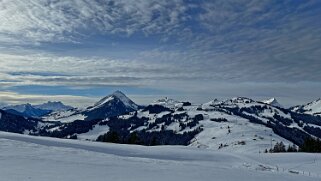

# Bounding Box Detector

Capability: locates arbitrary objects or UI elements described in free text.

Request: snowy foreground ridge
[0,131,320,181]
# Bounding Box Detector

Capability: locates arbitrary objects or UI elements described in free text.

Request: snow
[44,113,86,123]
[116,100,299,153]
[0,131,320,181]
[90,96,115,110]
[263,98,283,108]
[112,90,139,110]
[202,99,222,110]
[77,124,110,140]
[292,99,321,116]
[151,97,179,109]
[302,99,321,115]
[88,90,138,111]
[42,109,86,123]
[192,116,291,152]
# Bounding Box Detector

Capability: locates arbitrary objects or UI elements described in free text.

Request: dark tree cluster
[300,138,321,153]
[266,142,298,153]
[210,118,228,122]
[40,119,100,138]
[97,128,203,146]
[142,105,173,114]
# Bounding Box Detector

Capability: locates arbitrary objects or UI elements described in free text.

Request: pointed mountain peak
[92,90,138,110]
[263,97,283,108]
[111,90,126,97]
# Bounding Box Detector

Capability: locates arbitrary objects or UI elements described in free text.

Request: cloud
[0,0,188,44]
[0,1,320,106]
[0,52,203,88]
[0,91,95,107]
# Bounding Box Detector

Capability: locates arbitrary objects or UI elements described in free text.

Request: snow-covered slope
[0,131,320,181]
[263,98,283,108]
[42,108,86,123]
[292,99,321,116]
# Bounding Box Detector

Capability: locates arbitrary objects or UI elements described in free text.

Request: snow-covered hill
[291,99,321,116]
[0,131,320,181]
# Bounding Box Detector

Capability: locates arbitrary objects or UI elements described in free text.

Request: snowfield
[0,131,320,181]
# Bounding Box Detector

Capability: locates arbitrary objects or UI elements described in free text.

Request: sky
[0,0,321,107]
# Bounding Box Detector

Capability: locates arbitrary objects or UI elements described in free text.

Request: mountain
[82,90,138,120]
[262,98,283,108]
[3,103,51,118]
[151,97,180,109]
[34,101,73,111]
[291,99,321,116]
[3,101,72,118]
[41,96,321,153]
[2,93,321,153]
[42,90,139,122]
[0,109,56,134]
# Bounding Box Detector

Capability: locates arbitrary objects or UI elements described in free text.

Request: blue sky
[0,0,321,107]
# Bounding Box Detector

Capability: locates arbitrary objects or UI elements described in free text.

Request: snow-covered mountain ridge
[1,91,321,153]
[3,101,73,118]
[36,94,321,152]
[291,99,321,116]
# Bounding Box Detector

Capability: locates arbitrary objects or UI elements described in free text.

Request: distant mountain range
[3,101,73,118]
[0,91,320,152]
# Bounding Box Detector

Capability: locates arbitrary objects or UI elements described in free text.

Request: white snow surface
[151,97,180,109]
[77,124,110,141]
[43,109,86,123]
[0,131,320,181]
[293,99,321,116]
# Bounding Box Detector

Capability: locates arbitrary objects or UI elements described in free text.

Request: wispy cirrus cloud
[0,1,320,106]
[0,0,188,44]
